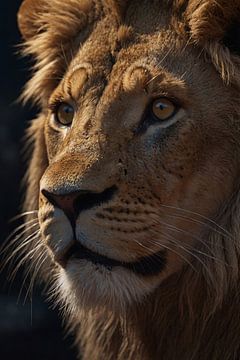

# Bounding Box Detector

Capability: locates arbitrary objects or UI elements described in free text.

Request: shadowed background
[0,1,76,358]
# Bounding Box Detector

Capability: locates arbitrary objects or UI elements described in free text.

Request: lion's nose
[41,186,117,225]
[42,189,83,223]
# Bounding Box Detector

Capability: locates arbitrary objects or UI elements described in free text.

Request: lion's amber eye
[151,98,176,121]
[55,103,75,127]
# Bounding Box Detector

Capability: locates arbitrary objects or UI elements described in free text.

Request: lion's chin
[55,259,163,313]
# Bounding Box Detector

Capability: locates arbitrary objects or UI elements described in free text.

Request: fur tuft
[18,0,97,105]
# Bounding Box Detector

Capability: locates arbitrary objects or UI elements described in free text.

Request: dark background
[0,1,76,359]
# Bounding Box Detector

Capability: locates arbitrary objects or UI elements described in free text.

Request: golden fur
[13,0,240,358]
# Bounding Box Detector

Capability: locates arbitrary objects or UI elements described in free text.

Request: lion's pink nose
[41,189,82,221]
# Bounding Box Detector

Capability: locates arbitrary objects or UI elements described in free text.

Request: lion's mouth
[59,243,167,277]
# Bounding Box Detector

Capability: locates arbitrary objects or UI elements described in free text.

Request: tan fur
[16,0,240,359]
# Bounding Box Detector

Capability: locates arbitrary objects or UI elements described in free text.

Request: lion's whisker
[2,226,40,258]
[147,211,232,253]
[0,220,39,256]
[151,217,217,254]
[9,211,38,222]
[23,250,47,304]
[2,229,41,273]
[8,237,43,283]
[159,211,233,248]
[133,237,197,273]
[150,223,230,266]
[159,204,233,239]
[3,218,38,245]
[16,242,44,304]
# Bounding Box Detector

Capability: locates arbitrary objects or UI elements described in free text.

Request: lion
[11,0,240,358]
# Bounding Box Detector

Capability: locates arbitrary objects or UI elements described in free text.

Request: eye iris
[152,98,175,120]
[56,103,74,126]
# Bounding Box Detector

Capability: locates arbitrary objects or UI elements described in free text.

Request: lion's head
[15,0,240,357]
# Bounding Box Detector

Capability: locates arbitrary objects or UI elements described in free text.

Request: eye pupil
[64,106,73,114]
[158,104,165,110]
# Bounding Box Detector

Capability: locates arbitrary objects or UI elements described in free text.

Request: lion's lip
[58,242,167,276]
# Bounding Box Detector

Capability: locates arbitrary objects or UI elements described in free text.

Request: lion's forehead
[62,4,186,95]
[70,32,180,80]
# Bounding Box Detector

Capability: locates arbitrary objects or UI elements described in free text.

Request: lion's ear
[187,0,240,46]
[18,0,46,40]
[186,0,240,83]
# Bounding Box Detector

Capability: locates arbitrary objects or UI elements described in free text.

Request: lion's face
[18,0,240,310]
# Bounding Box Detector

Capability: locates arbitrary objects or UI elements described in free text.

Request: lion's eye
[151,98,176,121]
[55,102,75,127]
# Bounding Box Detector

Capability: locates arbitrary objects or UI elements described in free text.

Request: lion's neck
[75,272,240,360]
